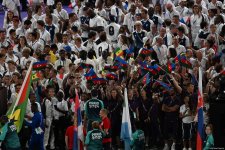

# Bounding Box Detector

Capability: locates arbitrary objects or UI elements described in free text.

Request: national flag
[154,80,172,90]
[33,61,47,70]
[174,53,192,69]
[126,45,134,58]
[196,67,204,150]
[32,71,41,82]
[104,65,119,72]
[166,62,176,73]
[84,68,97,80]
[180,57,192,69]
[138,61,148,68]
[7,61,33,132]
[180,16,190,27]
[141,73,150,85]
[92,78,107,84]
[77,63,93,70]
[115,48,124,57]
[73,90,84,150]
[115,57,128,69]
[153,64,164,74]
[121,88,132,150]
[106,73,118,80]
[139,48,154,57]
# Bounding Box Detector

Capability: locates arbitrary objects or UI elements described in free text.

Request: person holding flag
[84,89,104,132]
[25,103,44,150]
[0,115,21,150]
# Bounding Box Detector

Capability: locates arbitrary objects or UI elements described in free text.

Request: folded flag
[106,72,118,80]
[154,80,172,90]
[33,61,48,70]
[32,72,41,82]
[84,68,98,80]
[115,48,124,57]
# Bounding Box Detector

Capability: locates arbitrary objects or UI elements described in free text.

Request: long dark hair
[18,36,29,52]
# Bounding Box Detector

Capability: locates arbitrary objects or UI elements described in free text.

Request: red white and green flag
[6,61,33,132]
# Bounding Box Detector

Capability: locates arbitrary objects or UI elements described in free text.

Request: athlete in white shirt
[37,20,51,48]
[105,15,121,45]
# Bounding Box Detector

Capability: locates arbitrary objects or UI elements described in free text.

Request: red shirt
[65,126,86,150]
[65,126,74,150]
[100,117,112,143]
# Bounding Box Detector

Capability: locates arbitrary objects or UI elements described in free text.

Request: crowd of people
[0,0,225,149]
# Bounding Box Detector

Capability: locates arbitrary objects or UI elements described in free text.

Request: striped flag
[115,48,124,57]
[121,88,132,150]
[140,73,150,85]
[84,68,98,80]
[73,90,84,150]
[106,72,118,80]
[196,67,204,150]
[7,61,33,132]
[33,61,47,70]
[154,80,172,91]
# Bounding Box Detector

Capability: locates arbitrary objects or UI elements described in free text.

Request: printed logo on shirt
[91,132,102,140]
[89,102,100,108]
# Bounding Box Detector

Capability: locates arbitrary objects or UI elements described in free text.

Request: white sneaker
[163,144,169,150]
[171,143,176,150]
[188,148,192,150]
[183,148,187,150]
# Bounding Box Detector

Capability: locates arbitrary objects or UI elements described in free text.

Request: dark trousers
[19,125,31,149]
[209,103,225,147]
[103,142,111,150]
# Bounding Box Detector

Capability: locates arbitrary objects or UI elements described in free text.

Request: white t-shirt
[53,9,69,20]
[39,29,51,46]
[123,13,135,33]
[2,0,20,16]
[95,41,111,58]
[89,15,106,28]
[105,22,120,42]
[180,104,193,124]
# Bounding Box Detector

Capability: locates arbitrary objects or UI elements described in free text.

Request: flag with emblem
[6,61,33,132]
[84,68,98,80]
[115,48,124,57]
[32,71,41,82]
[33,61,47,70]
